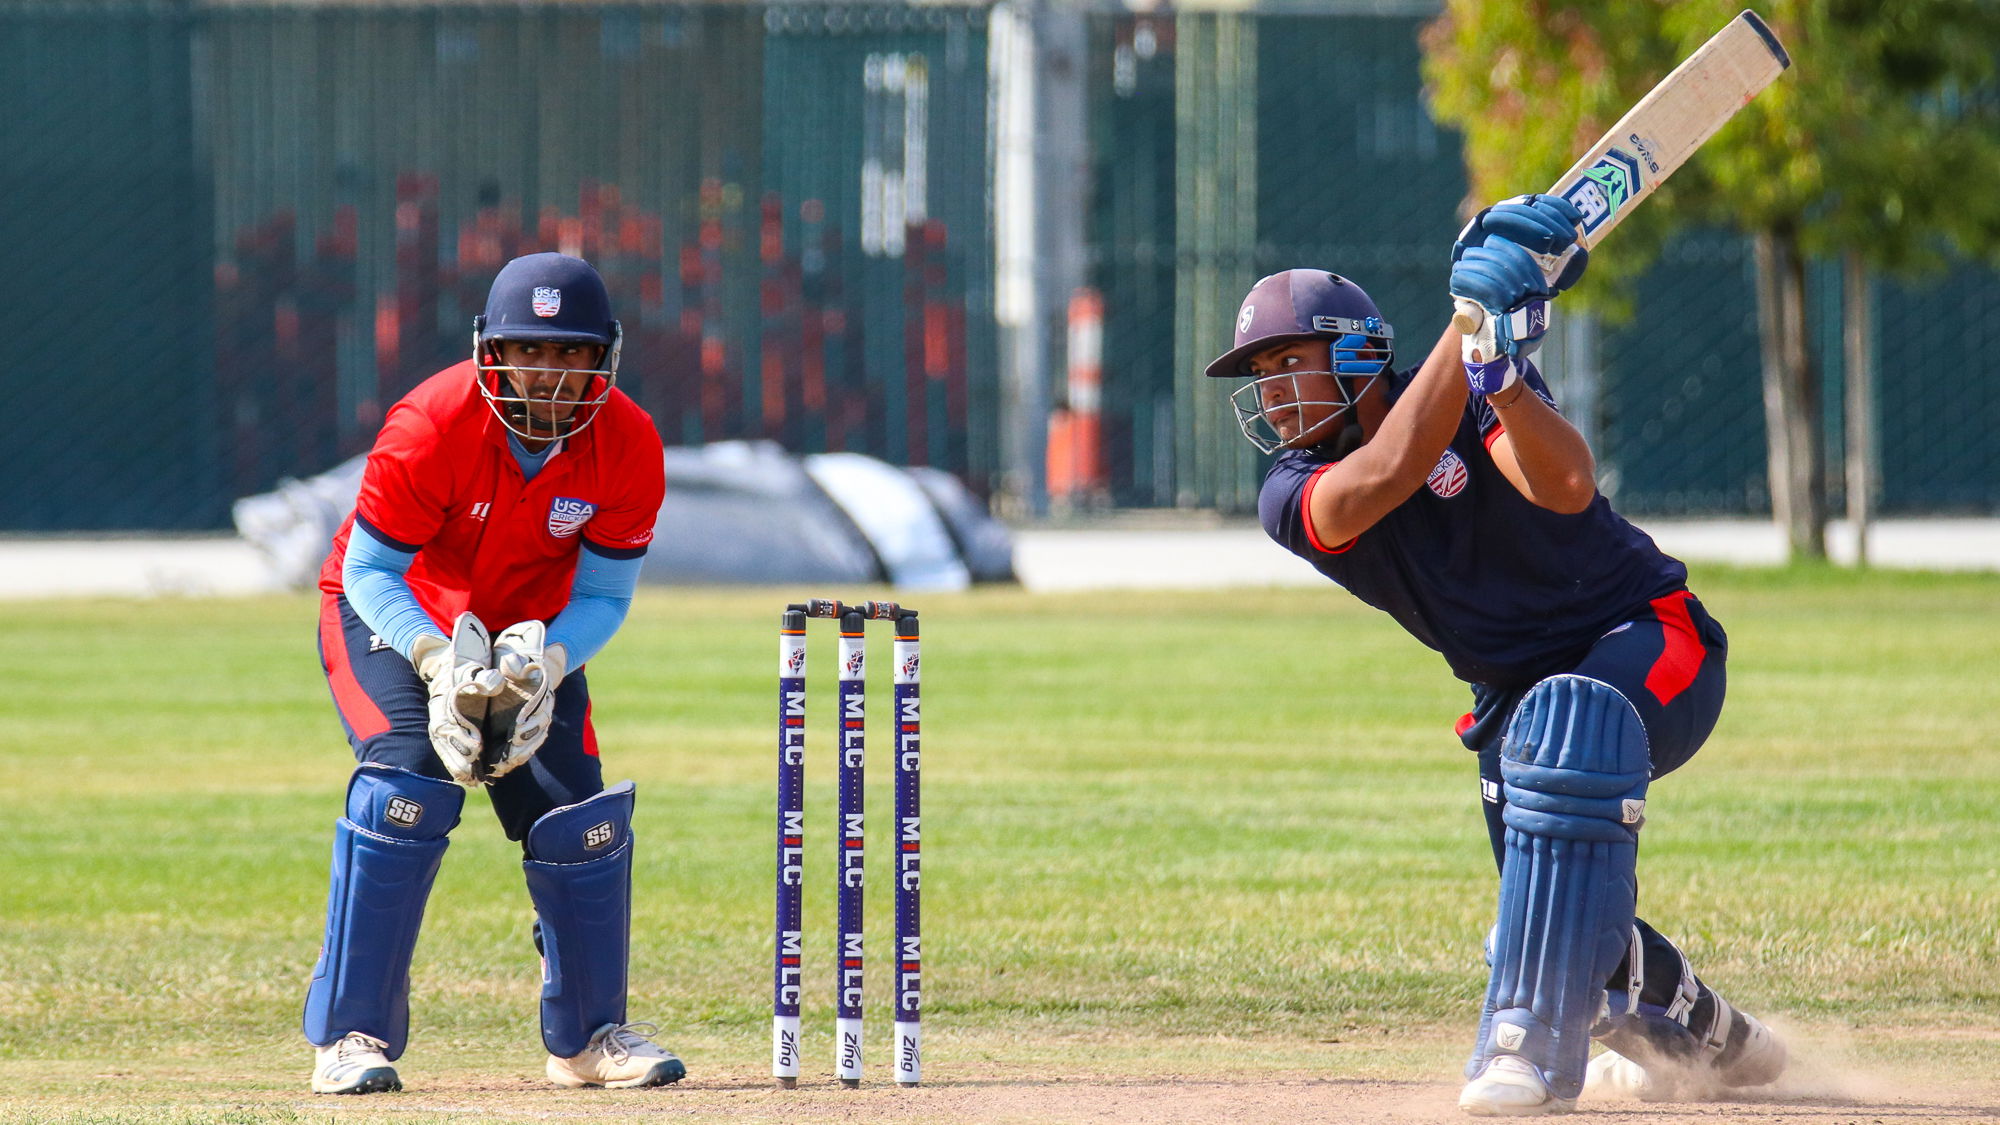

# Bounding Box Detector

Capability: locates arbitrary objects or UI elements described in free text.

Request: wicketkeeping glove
[410,612,500,786]
[481,620,569,781]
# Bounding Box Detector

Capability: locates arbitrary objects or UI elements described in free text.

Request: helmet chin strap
[505,397,576,441]
[1313,420,1367,459]
[1303,369,1379,457]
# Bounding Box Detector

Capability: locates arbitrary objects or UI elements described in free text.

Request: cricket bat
[1452,9,1791,338]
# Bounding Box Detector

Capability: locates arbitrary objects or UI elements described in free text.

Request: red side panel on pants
[320,594,392,741]
[582,696,599,757]
[1643,590,1704,707]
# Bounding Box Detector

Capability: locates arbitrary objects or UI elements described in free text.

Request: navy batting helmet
[1205,270,1395,454]
[473,253,623,441]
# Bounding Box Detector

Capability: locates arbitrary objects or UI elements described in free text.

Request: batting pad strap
[1501,800,1641,843]
[1500,758,1649,798]
[524,783,636,1058]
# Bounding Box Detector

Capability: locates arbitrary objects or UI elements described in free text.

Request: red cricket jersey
[318,361,666,630]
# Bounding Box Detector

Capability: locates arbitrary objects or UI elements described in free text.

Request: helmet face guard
[472,252,622,442]
[474,324,622,442]
[1204,270,1396,456]
[1226,331,1392,454]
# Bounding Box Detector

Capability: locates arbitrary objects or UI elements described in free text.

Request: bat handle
[1451,297,1487,336]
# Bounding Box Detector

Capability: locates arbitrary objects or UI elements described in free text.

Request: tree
[1421,1,2000,559]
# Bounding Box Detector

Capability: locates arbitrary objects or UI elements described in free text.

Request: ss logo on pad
[583,821,616,850]
[385,797,423,828]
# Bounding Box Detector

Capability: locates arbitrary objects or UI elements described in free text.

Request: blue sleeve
[546,543,642,668]
[343,521,445,663]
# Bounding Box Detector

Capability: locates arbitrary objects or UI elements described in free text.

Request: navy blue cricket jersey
[1260,365,1687,689]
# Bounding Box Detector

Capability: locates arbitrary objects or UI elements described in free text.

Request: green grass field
[2,566,1998,1123]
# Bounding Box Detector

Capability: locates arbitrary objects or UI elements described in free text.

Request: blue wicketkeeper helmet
[473,253,623,441]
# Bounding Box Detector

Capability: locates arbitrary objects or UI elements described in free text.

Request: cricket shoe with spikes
[546,1021,687,1088]
[311,1032,400,1094]
[1459,1055,1576,1117]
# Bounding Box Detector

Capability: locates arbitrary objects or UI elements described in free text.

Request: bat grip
[1451,297,1487,336]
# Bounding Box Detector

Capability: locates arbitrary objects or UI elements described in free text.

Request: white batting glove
[410,613,500,786]
[481,620,569,781]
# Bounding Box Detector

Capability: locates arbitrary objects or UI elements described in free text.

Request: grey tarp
[232,440,1013,590]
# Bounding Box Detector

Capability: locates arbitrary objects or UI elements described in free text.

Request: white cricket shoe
[1459,1055,1576,1117]
[546,1021,687,1088]
[1585,1048,1661,1100]
[311,1032,401,1095]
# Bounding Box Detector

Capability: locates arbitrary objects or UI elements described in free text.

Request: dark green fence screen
[7,1,1997,530]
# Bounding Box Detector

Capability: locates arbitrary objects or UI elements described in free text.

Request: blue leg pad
[1474,675,1649,1101]
[524,781,636,1058]
[304,765,464,1058]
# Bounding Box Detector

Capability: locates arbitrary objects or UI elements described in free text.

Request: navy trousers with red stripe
[317,593,604,843]
[1459,589,1728,869]
[1458,589,1732,1059]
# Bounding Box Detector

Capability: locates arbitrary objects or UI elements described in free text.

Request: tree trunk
[1752,229,1826,560]
[1843,251,1878,567]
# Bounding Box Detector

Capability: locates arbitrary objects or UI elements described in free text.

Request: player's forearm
[1342,326,1466,492]
[1307,327,1467,542]
[343,522,446,662]
[1489,389,1596,512]
[544,545,643,667]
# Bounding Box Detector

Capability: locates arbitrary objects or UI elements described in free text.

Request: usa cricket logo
[1427,449,1469,499]
[844,649,866,677]
[900,653,920,679]
[547,497,596,538]
[785,646,806,676]
[532,286,562,317]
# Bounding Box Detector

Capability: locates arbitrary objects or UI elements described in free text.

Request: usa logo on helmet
[532,287,562,317]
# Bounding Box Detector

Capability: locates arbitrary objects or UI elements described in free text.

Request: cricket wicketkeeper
[1206,196,1787,1115]
[303,252,679,1094]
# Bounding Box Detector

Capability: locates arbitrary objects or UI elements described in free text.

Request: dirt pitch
[20,1054,1991,1125]
[327,1071,2000,1125]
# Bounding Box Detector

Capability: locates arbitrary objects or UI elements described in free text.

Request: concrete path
[1,517,1996,600]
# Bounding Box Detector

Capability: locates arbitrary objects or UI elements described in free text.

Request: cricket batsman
[1206,197,1787,1114]
[303,252,680,1093]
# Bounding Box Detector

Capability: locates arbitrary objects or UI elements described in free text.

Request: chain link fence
[7,0,1997,531]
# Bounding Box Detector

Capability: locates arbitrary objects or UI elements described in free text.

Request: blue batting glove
[1449,237,1556,313]
[1454,294,1550,366]
[1451,195,1589,310]
[1453,194,1586,259]
[1498,300,1549,359]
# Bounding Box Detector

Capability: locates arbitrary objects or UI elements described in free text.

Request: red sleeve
[583,414,665,558]
[352,402,451,550]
